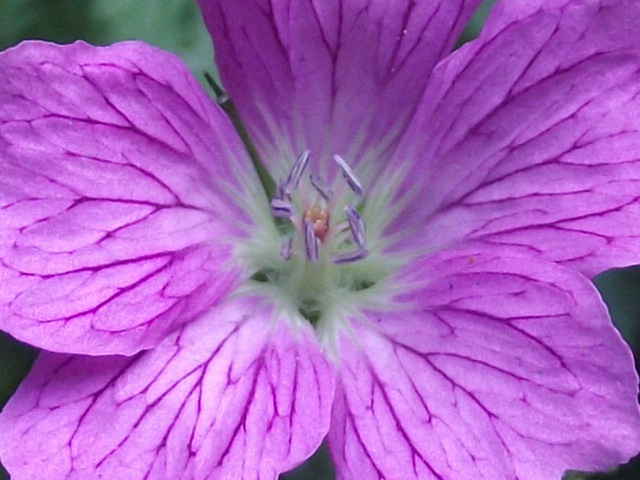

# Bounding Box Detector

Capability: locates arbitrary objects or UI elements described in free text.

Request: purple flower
[1,1,640,479]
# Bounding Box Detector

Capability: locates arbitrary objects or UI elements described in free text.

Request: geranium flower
[1,0,640,479]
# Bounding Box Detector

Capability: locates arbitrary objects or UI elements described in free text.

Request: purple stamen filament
[304,219,319,263]
[280,236,293,261]
[333,154,364,196]
[284,150,310,195]
[345,205,366,249]
[310,173,333,200]
[332,248,368,264]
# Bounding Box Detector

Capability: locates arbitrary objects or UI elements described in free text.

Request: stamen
[271,198,294,218]
[304,219,319,263]
[280,236,293,261]
[332,248,369,264]
[284,150,310,195]
[345,205,366,248]
[275,182,288,201]
[309,174,333,201]
[333,154,364,196]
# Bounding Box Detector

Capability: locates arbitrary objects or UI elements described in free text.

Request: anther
[345,205,366,248]
[270,198,294,218]
[304,219,319,263]
[333,154,364,196]
[332,248,369,264]
[284,150,310,195]
[280,236,293,261]
[310,174,333,201]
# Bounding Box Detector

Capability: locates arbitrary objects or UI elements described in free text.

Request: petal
[197,0,483,180]
[0,41,264,355]
[0,297,335,480]
[329,250,640,480]
[387,0,640,277]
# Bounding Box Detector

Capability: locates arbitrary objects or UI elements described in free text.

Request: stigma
[270,151,368,264]
[304,205,329,240]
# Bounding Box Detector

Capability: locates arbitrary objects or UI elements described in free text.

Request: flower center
[246,151,388,327]
[269,151,368,265]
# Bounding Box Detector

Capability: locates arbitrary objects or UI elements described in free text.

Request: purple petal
[197,0,483,178]
[0,41,262,355]
[388,1,640,277]
[329,249,640,480]
[0,297,335,480]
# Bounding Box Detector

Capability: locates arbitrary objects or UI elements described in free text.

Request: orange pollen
[304,205,330,240]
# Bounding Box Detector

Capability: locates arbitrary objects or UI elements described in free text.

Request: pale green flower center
[236,152,401,342]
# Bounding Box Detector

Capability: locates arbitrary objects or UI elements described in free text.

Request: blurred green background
[0,1,638,479]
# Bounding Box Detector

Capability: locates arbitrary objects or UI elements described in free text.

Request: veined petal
[329,250,640,480]
[387,0,640,277]
[0,41,264,355]
[197,0,482,181]
[0,297,335,480]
